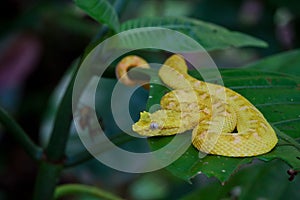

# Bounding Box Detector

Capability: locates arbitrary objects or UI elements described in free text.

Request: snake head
[132,110,186,136]
[132,111,161,136]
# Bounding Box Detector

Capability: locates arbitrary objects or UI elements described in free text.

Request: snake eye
[150,122,159,130]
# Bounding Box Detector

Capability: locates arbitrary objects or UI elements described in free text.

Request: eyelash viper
[116,54,278,157]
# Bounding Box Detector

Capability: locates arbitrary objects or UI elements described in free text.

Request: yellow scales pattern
[119,54,278,157]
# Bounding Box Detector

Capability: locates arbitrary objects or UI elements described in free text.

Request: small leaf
[75,0,120,32]
[146,68,300,182]
[120,17,267,51]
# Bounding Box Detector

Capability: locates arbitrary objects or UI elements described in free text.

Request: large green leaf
[74,0,120,32]
[244,49,300,76]
[120,17,267,51]
[145,68,300,182]
[180,160,300,200]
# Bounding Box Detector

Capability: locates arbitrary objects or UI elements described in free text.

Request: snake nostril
[231,126,238,133]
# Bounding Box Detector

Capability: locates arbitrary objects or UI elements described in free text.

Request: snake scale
[117,54,278,157]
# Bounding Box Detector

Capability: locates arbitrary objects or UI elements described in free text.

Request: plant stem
[33,161,63,200]
[33,64,78,200]
[0,106,43,160]
[45,67,77,162]
[54,184,124,200]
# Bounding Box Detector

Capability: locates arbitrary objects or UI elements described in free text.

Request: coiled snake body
[118,55,278,157]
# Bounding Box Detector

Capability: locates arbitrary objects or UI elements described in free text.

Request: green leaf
[146,68,300,182]
[180,160,300,200]
[244,49,300,77]
[120,17,267,51]
[74,0,120,32]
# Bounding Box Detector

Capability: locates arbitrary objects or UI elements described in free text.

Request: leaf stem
[0,106,43,160]
[54,184,124,200]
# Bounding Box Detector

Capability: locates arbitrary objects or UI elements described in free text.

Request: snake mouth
[145,127,181,137]
[132,122,180,136]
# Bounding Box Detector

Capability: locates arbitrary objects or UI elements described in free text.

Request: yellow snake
[117,54,278,157]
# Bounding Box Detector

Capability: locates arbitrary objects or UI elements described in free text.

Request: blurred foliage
[0,0,299,200]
